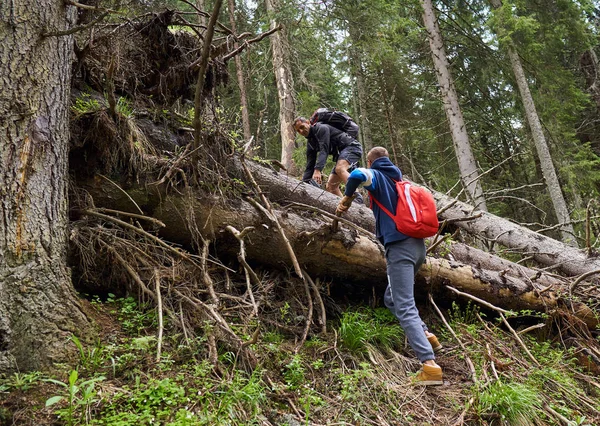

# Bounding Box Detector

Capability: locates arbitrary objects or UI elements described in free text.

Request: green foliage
[115,97,134,118]
[71,336,108,372]
[283,355,305,390]
[338,308,404,355]
[477,380,542,424]
[337,363,373,401]
[72,93,101,116]
[110,296,158,335]
[448,301,481,327]
[2,371,43,391]
[45,370,106,426]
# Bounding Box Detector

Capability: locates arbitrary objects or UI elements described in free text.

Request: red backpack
[370,180,439,238]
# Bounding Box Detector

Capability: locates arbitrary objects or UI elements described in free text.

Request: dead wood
[431,189,600,278]
[76,173,598,330]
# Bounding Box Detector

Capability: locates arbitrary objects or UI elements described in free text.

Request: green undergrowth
[1,298,599,425]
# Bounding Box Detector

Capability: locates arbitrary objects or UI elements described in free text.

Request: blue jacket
[345,157,409,246]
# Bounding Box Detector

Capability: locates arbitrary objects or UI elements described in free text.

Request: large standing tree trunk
[420,0,488,212]
[227,0,252,142]
[489,0,576,247]
[0,0,90,373]
[266,0,297,173]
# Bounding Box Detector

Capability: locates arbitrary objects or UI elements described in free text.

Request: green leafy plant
[71,335,108,371]
[71,93,101,116]
[477,380,542,425]
[4,371,43,391]
[284,355,306,390]
[338,308,404,355]
[45,370,106,426]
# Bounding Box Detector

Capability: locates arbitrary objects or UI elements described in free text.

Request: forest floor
[1,289,599,426]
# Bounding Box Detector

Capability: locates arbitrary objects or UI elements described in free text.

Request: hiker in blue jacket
[294,117,363,202]
[336,146,443,385]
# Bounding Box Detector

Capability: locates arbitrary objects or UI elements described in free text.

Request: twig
[97,174,144,214]
[200,237,220,306]
[44,11,109,37]
[517,323,545,335]
[94,208,165,227]
[451,396,474,426]
[307,274,327,335]
[239,151,303,278]
[295,275,314,353]
[191,0,223,164]
[222,25,282,61]
[445,285,510,314]
[428,294,478,384]
[544,404,572,426]
[486,343,499,381]
[83,210,198,265]
[285,202,373,237]
[155,271,164,362]
[446,286,540,366]
[569,268,600,292]
[226,226,259,316]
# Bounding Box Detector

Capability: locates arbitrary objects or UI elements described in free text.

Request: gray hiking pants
[383,237,434,362]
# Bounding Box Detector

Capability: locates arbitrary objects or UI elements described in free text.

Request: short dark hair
[367,147,389,162]
[293,117,308,127]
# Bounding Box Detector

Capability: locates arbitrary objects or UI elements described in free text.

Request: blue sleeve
[344,168,376,196]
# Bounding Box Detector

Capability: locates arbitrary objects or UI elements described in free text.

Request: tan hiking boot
[427,334,442,352]
[412,364,443,386]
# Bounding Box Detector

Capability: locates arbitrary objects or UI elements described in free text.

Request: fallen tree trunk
[432,191,600,279]
[76,175,598,329]
[242,160,600,280]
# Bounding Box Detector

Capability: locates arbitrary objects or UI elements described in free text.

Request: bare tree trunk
[489,0,576,247]
[348,26,372,151]
[265,0,297,173]
[420,0,488,212]
[227,0,252,141]
[379,70,400,166]
[0,0,91,373]
[354,61,373,150]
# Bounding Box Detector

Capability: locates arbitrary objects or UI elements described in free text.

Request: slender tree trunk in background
[351,87,368,165]
[192,0,223,164]
[266,0,297,174]
[420,0,488,212]
[348,26,372,151]
[0,0,91,373]
[227,0,252,141]
[354,61,373,150]
[379,70,400,166]
[490,0,576,246]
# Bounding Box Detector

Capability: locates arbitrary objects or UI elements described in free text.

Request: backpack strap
[369,176,399,220]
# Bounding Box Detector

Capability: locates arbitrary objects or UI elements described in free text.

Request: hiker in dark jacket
[293,117,363,199]
[336,146,444,386]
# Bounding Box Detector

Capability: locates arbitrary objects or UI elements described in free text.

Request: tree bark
[349,50,372,150]
[240,159,600,279]
[227,0,252,141]
[420,0,488,212]
[265,0,297,173]
[77,173,597,329]
[0,0,91,373]
[489,0,576,247]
